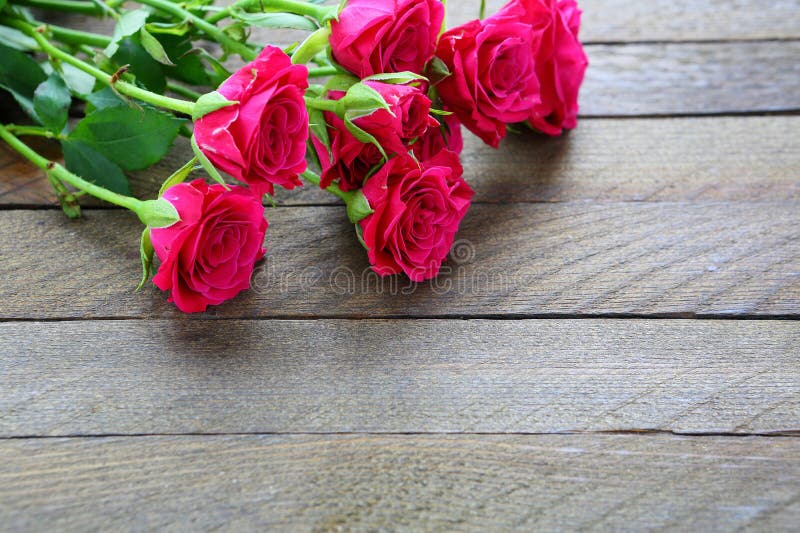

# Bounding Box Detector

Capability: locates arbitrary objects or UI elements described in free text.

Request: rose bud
[330,0,445,77]
[434,6,544,148]
[311,111,384,191]
[412,112,464,161]
[194,46,309,197]
[311,82,438,190]
[355,151,473,281]
[151,180,268,313]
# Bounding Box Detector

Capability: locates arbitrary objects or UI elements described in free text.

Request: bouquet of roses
[0,0,588,312]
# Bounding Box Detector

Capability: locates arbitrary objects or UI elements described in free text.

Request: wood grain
[0,202,797,319]
[1,319,798,436]
[3,117,798,207]
[453,0,800,42]
[582,41,800,116]
[2,434,799,531]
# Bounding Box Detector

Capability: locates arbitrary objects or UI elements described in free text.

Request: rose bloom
[355,81,438,154]
[412,112,464,161]
[194,45,309,197]
[434,5,543,147]
[359,151,473,281]
[516,0,589,134]
[151,180,268,313]
[311,111,384,191]
[330,0,445,77]
[312,82,436,191]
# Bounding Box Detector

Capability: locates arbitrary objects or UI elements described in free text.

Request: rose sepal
[345,189,374,224]
[136,197,180,228]
[137,227,155,291]
[192,91,238,121]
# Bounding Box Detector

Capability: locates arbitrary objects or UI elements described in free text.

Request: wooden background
[1,0,799,530]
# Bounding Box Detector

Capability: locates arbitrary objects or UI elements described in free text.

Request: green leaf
[191,134,227,187]
[86,86,126,111]
[69,106,183,171]
[364,71,428,86]
[231,10,318,30]
[57,62,96,96]
[104,8,149,57]
[137,198,180,228]
[0,43,47,121]
[61,139,131,195]
[0,25,37,51]
[161,38,211,86]
[138,27,174,66]
[192,91,237,121]
[113,37,167,93]
[33,73,71,134]
[137,227,155,291]
[159,157,198,197]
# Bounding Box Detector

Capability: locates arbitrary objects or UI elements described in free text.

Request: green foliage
[160,35,213,86]
[113,37,167,93]
[61,139,132,195]
[230,10,318,30]
[69,105,183,171]
[138,27,175,66]
[0,43,47,121]
[33,73,71,134]
[191,134,227,187]
[104,8,149,57]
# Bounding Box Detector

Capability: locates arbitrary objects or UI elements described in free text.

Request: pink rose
[151,180,268,313]
[194,46,309,197]
[312,83,436,191]
[520,0,588,134]
[330,0,445,77]
[359,151,473,281]
[412,112,464,161]
[312,111,384,191]
[434,5,544,148]
[353,81,437,154]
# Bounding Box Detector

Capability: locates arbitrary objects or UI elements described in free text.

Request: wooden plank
[582,42,800,116]
[2,117,798,207]
[1,434,799,530]
[1,319,798,436]
[453,0,800,42]
[0,202,798,319]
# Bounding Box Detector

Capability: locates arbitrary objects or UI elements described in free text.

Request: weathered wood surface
[582,41,800,116]
[2,319,798,437]
[2,117,798,207]
[0,203,797,319]
[457,0,800,42]
[2,434,799,531]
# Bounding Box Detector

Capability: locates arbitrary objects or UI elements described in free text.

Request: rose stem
[3,18,196,116]
[301,170,353,203]
[206,0,333,24]
[134,0,259,61]
[0,123,145,212]
[307,66,340,78]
